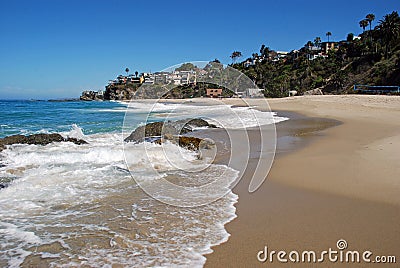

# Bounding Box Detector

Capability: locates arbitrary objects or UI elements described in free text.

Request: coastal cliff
[80,84,141,101]
[103,84,140,100]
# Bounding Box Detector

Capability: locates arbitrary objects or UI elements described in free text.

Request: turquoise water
[0,99,241,267]
[0,100,136,138]
[0,99,286,267]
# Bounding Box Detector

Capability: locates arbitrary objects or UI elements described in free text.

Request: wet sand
[205,95,400,267]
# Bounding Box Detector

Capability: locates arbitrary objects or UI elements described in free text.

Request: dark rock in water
[154,135,214,151]
[0,177,15,189]
[64,137,88,145]
[177,118,217,130]
[124,121,177,143]
[0,133,88,151]
[125,118,218,151]
[176,136,203,151]
[1,134,64,145]
[124,118,216,143]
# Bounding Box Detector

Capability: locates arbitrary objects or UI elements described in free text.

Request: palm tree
[125,68,129,76]
[326,32,332,42]
[235,51,242,61]
[366,13,375,31]
[359,19,369,32]
[314,37,321,48]
[366,14,375,44]
[260,44,266,55]
[230,51,242,63]
[377,11,400,56]
[135,71,139,77]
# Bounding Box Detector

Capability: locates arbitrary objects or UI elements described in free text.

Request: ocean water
[0,99,287,267]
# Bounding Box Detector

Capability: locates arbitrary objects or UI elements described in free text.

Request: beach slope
[206,95,400,267]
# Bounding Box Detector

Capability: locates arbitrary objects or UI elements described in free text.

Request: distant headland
[80,62,243,101]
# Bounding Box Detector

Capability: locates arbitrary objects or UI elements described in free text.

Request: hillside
[80,11,400,101]
[232,11,400,97]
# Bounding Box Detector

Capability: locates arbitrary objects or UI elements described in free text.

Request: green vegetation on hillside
[83,11,399,101]
[162,83,234,99]
[231,11,400,97]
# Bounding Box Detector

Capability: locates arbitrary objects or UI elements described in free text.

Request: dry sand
[204,95,400,267]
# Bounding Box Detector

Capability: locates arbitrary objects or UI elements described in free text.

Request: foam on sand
[0,125,239,267]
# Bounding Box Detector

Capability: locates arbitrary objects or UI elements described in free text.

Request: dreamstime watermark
[123,61,277,207]
[257,239,397,264]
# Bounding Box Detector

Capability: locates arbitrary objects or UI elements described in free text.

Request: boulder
[166,135,202,151]
[0,133,88,151]
[155,135,215,151]
[176,118,217,130]
[0,177,15,189]
[124,121,176,143]
[177,136,215,151]
[124,118,216,143]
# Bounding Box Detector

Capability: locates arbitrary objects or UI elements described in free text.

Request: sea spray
[0,100,287,267]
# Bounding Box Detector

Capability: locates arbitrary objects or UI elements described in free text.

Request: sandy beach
[205,95,400,267]
[1,95,399,267]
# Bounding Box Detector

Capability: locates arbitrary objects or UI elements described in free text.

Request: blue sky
[0,0,398,99]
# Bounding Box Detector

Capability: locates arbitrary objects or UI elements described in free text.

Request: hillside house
[206,88,222,98]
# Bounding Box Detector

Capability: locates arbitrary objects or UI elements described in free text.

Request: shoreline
[205,95,400,267]
[1,96,399,266]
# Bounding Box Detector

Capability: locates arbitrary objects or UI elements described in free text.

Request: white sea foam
[125,101,288,129]
[0,222,43,267]
[0,101,285,266]
[0,124,239,267]
[62,123,86,140]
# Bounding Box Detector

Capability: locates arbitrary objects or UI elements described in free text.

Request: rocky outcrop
[124,118,216,143]
[124,118,217,151]
[155,135,206,151]
[80,84,140,101]
[80,90,104,101]
[104,85,139,100]
[0,133,87,151]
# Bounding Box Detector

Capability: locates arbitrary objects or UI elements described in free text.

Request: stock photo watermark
[123,61,277,207]
[257,239,396,264]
